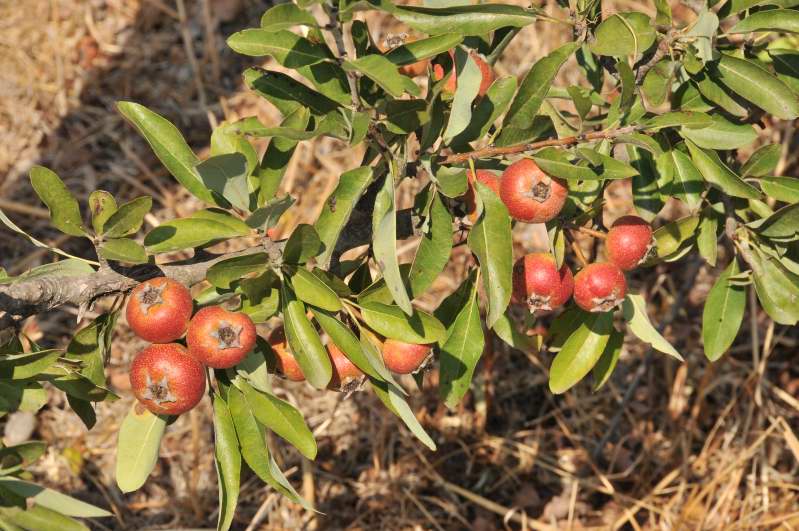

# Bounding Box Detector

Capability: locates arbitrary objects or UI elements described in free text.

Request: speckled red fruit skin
[511,253,574,311]
[382,339,432,374]
[126,277,193,343]
[606,215,655,271]
[327,343,364,391]
[186,306,256,369]
[129,343,206,416]
[464,169,502,221]
[500,159,568,223]
[573,263,627,312]
[268,326,305,382]
[434,51,494,96]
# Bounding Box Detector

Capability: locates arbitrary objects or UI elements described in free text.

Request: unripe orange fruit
[126,277,193,343]
[512,253,574,312]
[500,159,568,224]
[606,215,656,271]
[434,50,494,97]
[573,263,627,312]
[130,343,206,416]
[327,343,364,391]
[268,326,305,382]
[382,339,432,374]
[187,306,256,369]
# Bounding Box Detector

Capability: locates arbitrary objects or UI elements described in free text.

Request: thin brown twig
[569,224,607,240]
[440,125,640,164]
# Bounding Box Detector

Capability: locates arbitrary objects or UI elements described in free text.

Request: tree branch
[440,125,641,165]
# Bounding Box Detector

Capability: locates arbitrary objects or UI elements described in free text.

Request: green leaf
[206,253,269,289]
[741,144,782,177]
[360,302,446,344]
[685,140,761,199]
[577,148,639,179]
[697,208,720,266]
[443,49,483,142]
[758,176,799,203]
[650,215,701,260]
[260,2,318,30]
[227,30,331,68]
[282,288,332,389]
[240,383,317,459]
[770,49,799,94]
[314,166,373,266]
[117,102,214,203]
[749,245,799,325]
[65,311,118,386]
[491,309,537,352]
[353,0,538,35]
[643,111,713,130]
[102,196,152,238]
[8,259,94,285]
[731,9,799,34]
[438,274,483,408]
[454,76,518,145]
[549,311,613,394]
[753,202,799,240]
[628,146,665,222]
[256,108,309,206]
[497,43,578,146]
[283,224,324,264]
[0,505,89,531]
[196,154,251,212]
[467,181,513,328]
[433,166,468,198]
[312,310,387,382]
[532,148,599,180]
[372,174,413,315]
[0,479,110,518]
[369,378,436,450]
[408,192,452,296]
[343,55,420,97]
[226,384,311,509]
[290,267,342,312]
[643,60,677,106]
[239,271,280,323]
[622,294,683,360]
[29,166,86,237]
[712,54,799,119]
[692,73,749,117]
[144,217,248,253]
[384,99,429,134]
[246,196,295,231]
[679,114,757,150]
[385,34,463,65]
[664,148,703,211]
[0,350,61,380]
[244,68,340,116]
[590,12,656,57]
[702,259,746,361]
[592,328,624,391]
[212,393,240,531]
[87,191,117,235]
[115,403,167,493]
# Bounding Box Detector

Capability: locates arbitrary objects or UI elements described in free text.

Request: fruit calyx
[211,321,243,349]
[141,373,177,405]
[528,177,553,203]
[137,283,165,313]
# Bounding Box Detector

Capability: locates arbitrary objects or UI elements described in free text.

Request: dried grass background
[1,0,799,529]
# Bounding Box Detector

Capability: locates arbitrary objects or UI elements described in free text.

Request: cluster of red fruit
[465,159,656,313]
[126,277,256,416]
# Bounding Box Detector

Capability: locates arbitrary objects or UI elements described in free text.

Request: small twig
[441,125,641,165]
[568,224,607,240]
[635,29,678,83]
[322,2,360,111]
[567,229,590,267]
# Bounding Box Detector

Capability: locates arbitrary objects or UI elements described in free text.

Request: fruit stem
[567,229,590,267]
[568,224,607,240]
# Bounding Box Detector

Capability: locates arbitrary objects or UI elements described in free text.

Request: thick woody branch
[440,125,641,165]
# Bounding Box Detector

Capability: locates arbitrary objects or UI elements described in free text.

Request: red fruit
[464,169,502,221]
[327,343,364,392]
[186,306,256,369]
[512,253,574,312]
[573,263,627,312]
[500,159,568,224]
[268,327,305,382]
[400,58,430,77]
[126,277,193,343]
[129,343,206,416]
[606,215,656,271]
[382,339,432,374]
[434,50,494,96]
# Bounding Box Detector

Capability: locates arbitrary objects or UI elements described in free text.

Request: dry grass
[1,0,798,529]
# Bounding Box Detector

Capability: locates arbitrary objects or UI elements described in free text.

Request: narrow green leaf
[243,68,340,116]
[369,378,436,450]
[0,479,110,518]
[290,267,342,311]
[741,144,782,177]
[196,154,250,212]
[749,245,799,325]
[713,54,799,119]
[144,218,248,253]
[758,176,799,203]
[29,166,86,237]
[644,111,713,130]
[628,146,665,222]
[549,311,613,394]
[685,140,761,199]
[87,191,117,235]
[360,302,447,344]
[753,202,799,240]
[665,149,703,211]
[679,114,757,150]
[0,350,61,380]
[439,275,483,408]
[443,49,482,142]
[622,294,683,360]
[590,12,656,57]
[115,404,167,493]
[256,108,310,206]
[372,174,413,315]
[103,196,152,238]
[283,224,324,264]
[206,253,269,289]
[408,192,452,297]
[467,181,513,328]
[227,30,331,68]
[343,55,420,97]
[246,196,295,231]
[212,393,240,531]
[731,9,799,34]
[385,33,463,65]
[702,259,746,361]
[260,2,318,30]
[532,149,600,180]
[240,383,317,459]
[314,167,373,266]
[282,288,332,389]
[592,328,624,390]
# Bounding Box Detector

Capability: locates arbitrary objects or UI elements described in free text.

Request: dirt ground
[1,0,799,529]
